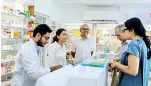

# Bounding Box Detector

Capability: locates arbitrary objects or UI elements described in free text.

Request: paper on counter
[81,58,107,68]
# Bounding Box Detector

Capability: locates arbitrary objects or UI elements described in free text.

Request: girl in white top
[46,28,68,67]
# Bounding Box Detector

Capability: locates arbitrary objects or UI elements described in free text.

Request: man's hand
[50,65,63,72]
[71,51,75,58]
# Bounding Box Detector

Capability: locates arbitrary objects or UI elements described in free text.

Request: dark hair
[52,28,66,43]
[124,17,151,59]
[33,24,52,37]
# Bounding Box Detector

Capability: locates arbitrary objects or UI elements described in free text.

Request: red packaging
[3,63,8,74]
[1,64,5,75]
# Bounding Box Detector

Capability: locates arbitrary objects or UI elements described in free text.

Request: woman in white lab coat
[46,28,68,67]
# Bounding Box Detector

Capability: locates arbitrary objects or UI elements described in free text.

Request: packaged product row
[1,28,32,39]
[1,61,15,76]
[1,0,35,84]
[1,43,23,51]
[1,4,33,19]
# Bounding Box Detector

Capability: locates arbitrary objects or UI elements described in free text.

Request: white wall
[35,0,61,25]
[59,5,151,24]
[34,0,151,24]
[34,0,151,25]
[35,0,52,16]
[60,6,84,23]
[120,6,151,24]
[24,0,35,5]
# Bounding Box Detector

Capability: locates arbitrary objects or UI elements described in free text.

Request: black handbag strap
[141,49,144,86]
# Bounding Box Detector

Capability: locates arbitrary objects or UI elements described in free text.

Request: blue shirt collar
[30,39,40,55]
[35,44,40,55]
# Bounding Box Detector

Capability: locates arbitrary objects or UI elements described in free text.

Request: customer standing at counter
[46,28,68,68]
[110,24,131,85]
[114,24,131,59]
[71,24,94,64]
[11,24,63,86]
[111,18,151,86]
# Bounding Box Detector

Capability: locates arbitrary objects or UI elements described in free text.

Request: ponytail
[142,34,151,59]
[124,17,151,59]
[52,36,58,43]
[52,28,66,43]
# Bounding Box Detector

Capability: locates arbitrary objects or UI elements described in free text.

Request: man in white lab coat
[11,24,63,86]
[71,24,94,64]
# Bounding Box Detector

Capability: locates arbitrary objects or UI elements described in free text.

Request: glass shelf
[1,38,29,40]
[1,72,13,76]
[1,60,15,64]
[1,13,35,21]
[1,50,18,52]
[2,25,26,29]
[1,13,25,19]
[1,25,34,30]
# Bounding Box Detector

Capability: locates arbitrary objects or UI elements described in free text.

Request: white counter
[35,59,108,86]
[66,64,108,86]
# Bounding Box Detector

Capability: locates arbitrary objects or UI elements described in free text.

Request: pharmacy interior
[1,0,151,86]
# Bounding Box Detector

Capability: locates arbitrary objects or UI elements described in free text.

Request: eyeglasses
[122,28,129,32]
[81,28,90,31]
[42,35,50,40]
[116,34,120,37]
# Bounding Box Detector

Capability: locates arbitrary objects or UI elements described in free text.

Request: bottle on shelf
[104,41,110,54]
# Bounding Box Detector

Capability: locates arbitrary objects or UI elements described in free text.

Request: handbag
[111,68,119,86]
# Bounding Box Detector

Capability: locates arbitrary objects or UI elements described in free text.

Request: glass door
[35,13,49,67]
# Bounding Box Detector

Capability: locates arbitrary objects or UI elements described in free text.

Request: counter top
[35,59,108,86]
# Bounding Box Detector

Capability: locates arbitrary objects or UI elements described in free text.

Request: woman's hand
[111,61,118,69]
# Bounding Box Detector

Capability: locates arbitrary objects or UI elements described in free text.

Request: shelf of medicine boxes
[1,25,34,31]
[95,29,121,53]
[1,15,35,83]
[1,60,15,81]
[65,28,93,52]
[1,32,31,77]
[1,28,32,41]
[65,32,78,52]
[1,14,35,31]
[1,19,35,40]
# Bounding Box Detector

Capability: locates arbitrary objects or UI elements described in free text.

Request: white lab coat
[46,42,67,68]
[11,39,50,86]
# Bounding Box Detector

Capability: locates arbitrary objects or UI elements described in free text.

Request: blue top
[35,44,40,56]
[119,39,150,86]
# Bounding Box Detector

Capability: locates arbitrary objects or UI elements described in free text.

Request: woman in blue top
[111,18,151,86]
